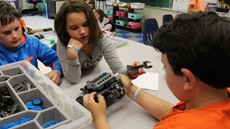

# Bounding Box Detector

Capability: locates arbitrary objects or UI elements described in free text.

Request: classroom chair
[162,14,173,25]
[143,18,159,46]
[26,0,43,15]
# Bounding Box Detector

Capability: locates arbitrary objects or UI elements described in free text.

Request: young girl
[54,0,144,84]
[87,0,96,10]
[94,9,115,33]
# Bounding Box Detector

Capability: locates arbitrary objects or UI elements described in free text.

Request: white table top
[59,42,178,129]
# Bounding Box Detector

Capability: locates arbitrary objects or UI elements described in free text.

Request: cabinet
[46,0,65,19]
[46,0,56,19]
[110,4,144,33]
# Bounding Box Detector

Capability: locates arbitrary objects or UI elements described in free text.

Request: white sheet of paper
[131,72,159,90]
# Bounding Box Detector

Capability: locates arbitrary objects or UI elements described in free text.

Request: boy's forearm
[126,85,174,120]
[93,115,110,129]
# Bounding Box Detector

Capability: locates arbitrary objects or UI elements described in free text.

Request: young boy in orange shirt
[83,11,230,129]
[20,18,52,34]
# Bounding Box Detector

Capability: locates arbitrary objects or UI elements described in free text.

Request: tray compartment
[37,108,69,128]
[19,89,54,111]
[15,121,40,129]
[2,67,23,76]
[0,82,25,118]
[9,74,36,93]
[0,111,37,128]
[0,76,10,82]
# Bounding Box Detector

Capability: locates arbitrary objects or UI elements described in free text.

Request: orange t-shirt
[20,33,26,43]
[20,18,26,27]
[154,89,230,129]
[189,0,204,12]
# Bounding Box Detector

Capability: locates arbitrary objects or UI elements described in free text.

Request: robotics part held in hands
[127,60,152,73]
[76,72,125,106]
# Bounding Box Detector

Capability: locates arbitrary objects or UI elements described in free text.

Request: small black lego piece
[35,34,44,39]
[127,60,152,73]
[13,80,32,92]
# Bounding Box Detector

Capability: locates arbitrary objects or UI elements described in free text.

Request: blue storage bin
[116,20,127,26]
[105,9,113,15]
[128,12,143,20]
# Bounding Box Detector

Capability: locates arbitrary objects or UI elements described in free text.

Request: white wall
[143,6,183,27]
[56,1,65,13]
[22,0,34,10]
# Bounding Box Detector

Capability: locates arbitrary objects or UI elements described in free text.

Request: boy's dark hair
[153,11,230,88]
[0,1,20,26]
[54,0,102,45]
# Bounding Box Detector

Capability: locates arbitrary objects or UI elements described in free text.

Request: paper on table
[131,72,159,90]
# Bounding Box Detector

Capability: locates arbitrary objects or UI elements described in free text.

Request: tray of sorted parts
[0,61,92,129]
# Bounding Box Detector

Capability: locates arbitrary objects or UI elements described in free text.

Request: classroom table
[58,41,179,129]
[37,31,128,48]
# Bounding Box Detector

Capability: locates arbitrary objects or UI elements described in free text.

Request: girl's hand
[67,38,83,61]
[68,38,83,50]
[128,61,146,78]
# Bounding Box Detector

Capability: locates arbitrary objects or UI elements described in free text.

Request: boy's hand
[83,92,107,121]
[119,74,133,93]
[128,61,146,78]
[46,70,61,85]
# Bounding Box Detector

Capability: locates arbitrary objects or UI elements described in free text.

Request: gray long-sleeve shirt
[57,35,127,83]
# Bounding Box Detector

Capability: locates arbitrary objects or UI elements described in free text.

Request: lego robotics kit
[76,61,152,106]
[0,61,91,129]
[76,72,125,106]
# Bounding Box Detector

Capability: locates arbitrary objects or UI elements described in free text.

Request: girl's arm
[57,39,82,83]
[101,24,112,32]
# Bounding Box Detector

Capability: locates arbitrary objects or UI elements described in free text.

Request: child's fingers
[46,72,51,78]
[83,94,89,102]
[89,92,97,102]
[53,76,61,85]
[83,94,90,106]
[133,61,142,66]
[138,68,146,74]
[97,94,106,104]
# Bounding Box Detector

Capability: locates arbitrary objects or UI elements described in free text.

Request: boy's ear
[181,68,197,91]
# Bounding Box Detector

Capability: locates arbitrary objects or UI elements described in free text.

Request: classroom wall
[142,6,183,27]
[22,0,34,10]
[129,0,218,27]
[9,0,33,10]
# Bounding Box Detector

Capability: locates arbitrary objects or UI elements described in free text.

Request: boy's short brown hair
[0,1,20,26]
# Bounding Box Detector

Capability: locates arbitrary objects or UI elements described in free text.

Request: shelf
[113,5,143,33]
